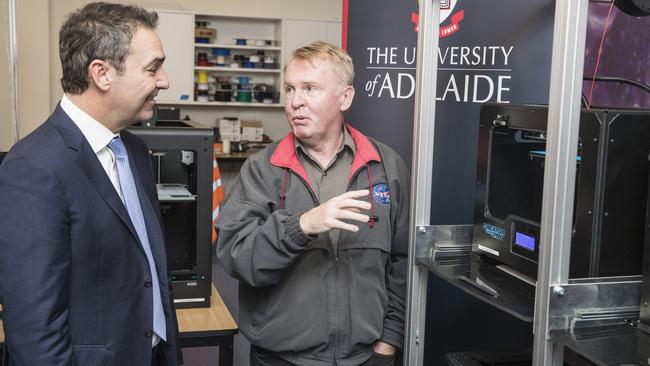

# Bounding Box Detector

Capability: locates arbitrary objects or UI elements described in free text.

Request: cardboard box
[218,118,241,130]
[241,121,263,139]
[242,126,264,136]
[220,132,241,142]
[219,126,240,135]
[242,133,263,142]
[241,120,263,128]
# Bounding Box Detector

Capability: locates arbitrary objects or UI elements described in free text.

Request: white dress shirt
[60,94,123,200]
[60,95,161,347]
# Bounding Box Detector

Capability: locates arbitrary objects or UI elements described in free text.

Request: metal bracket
[571,307,639,332]
[548,276,642,332]
[415,224,473,261]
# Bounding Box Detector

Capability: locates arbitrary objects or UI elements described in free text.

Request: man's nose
[158,67,170,90]
[290,91,304,109]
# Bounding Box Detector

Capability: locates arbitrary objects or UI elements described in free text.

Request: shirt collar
[341,126,356,155]
[60,94,117,154]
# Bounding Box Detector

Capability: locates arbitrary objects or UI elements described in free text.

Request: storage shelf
[194,43,281,51]
[194,66,281,73]
[214,150,262,160]
[553,325,650,366]
[417,253,536,322]
[157,100,282,108]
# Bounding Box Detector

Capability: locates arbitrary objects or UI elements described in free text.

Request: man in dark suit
[0,3,181,365]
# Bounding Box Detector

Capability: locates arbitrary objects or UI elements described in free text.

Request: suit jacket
[0,105,182,365]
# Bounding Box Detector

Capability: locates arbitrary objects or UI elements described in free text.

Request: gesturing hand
[299,189,371,235]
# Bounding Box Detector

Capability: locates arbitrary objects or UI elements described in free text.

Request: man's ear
[339,85,355,112]
[88,60,110,91]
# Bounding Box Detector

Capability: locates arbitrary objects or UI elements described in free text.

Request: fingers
[336,209,369,224]
[321,212,367,232]
[338,199,371,211]
[333,190,371,211]
[331,220,362,232]
[337,189,370,200]
[330,190,370,225]
[299,189,373,235]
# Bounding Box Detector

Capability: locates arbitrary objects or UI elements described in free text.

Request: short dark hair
[59,2,159,94]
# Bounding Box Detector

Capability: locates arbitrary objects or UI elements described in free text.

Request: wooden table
[0,285,238,366]
[176,284,239,365]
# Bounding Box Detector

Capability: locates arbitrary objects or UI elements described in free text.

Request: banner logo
[440,0,459,23]
[440,9,464,38]
[410,0,464,38]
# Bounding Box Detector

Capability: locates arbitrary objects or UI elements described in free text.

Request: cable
[582,76,650,108]
[584,75,650,93]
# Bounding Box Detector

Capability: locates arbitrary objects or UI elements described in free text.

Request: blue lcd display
[514,232,536,251]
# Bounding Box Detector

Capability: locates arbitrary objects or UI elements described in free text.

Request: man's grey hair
[59,2,159,94]
[286,41,355,86]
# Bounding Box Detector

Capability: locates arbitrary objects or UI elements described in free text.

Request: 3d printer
[128,120,214,308]
[472,103,650,280]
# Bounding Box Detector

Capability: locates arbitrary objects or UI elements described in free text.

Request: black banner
[345,0,555,224]
[344,1,555,363]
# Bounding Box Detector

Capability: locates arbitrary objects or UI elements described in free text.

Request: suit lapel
[50,105,140,243]
[52,107,171,301]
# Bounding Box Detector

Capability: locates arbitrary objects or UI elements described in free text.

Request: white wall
[18,0,51,140]
[0,0,51,147]
[0,0,11,151]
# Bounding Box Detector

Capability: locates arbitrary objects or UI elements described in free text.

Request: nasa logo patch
[373,184,390,205]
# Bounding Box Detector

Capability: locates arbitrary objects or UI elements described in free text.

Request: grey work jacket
[216,124,410,366]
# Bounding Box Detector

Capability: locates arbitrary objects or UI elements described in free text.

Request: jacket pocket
[340,241,389,345]
[339,209,392,252]
[72,345,109,366]
[248,246,330,351]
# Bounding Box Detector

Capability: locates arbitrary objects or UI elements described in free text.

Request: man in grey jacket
[216,41,410,366]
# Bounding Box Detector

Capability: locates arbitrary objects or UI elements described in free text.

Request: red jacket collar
[270,123,381,187]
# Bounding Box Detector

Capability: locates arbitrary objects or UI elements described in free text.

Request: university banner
[344,0,555,224]
[344,1,555,363]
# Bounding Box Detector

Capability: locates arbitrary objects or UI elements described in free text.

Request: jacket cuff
[380,327,404,350]
[285,214,316,247]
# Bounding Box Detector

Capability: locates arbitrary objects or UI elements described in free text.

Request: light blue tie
[108,136,167,341]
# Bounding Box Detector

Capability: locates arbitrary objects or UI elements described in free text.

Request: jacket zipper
[289,167,344,360]
[290,165,381,361]
[336,163,372,360]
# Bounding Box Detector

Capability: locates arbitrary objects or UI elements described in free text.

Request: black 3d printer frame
[128,121,214,308]
[473,103,650,280]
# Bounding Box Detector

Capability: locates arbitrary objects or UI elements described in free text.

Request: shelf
[194,66,281,73]
[157,101,282,108]
[417,253,536,322]
[194,43,281,51]
[553,325,650,365]
[214,150,261,160]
